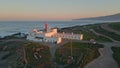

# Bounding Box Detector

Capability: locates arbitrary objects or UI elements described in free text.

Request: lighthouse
[27,22,83,44]
[45,22,49,32]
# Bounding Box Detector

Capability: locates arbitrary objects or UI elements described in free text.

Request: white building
[27,23,83,44]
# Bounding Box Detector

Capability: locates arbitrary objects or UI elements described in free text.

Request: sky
[0,0,120,20]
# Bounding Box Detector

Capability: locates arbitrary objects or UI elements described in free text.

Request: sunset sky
[0,0,120,20]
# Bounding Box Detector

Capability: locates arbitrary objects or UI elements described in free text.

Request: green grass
[0,41,27,68]
[25,42,51,68]
[0,41,26,51]
[55,42,103,68]
[0,40,51,68]
[82,31,112,42]
[109,22,120,31]
[94,25,120,41]
[84,23,120,41]
[111,47,120,67]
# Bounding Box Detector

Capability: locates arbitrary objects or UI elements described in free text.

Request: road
[45,40,68,68]
[85,24,120,68]
[84,42,120,68]
[90,29,117,42]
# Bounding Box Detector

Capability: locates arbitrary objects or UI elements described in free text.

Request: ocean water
[0,20,103,37]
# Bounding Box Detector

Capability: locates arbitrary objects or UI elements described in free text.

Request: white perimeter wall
[54,33,83,40]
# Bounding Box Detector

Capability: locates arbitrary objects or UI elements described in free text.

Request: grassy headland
[55,42,103,68]
[0,22,120,68]
[0,34,51,68]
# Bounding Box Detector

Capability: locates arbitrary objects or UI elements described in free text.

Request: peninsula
[0,22,120,68]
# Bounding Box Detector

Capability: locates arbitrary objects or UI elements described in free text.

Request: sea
[0,20,109,37]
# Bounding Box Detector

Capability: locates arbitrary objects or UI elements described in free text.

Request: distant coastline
[74,13,120,21]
